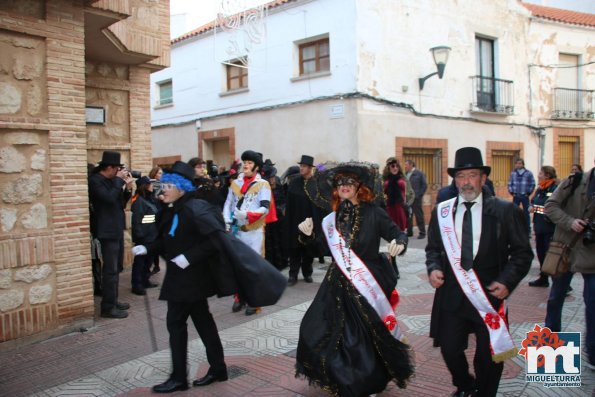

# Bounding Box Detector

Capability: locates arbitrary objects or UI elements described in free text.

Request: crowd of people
[86,148,595,396]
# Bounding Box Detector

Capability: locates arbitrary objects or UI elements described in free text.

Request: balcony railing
[553,88,594,119]
[470,76,514,115]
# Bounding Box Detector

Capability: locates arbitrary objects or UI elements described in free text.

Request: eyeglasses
[161,183,177,190]
[389,163,399,169]
[335,177,358,187]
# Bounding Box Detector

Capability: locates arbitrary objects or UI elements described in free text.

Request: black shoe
[132,287,146,296]
[100,308,128,319]
[528,277,549,287]
[116,301,130,310]
[153,378,189,393]
[193,372,228,387]
[417,234,426,239]
[304,276,313,283]
[232,300,246,313]
[144,282,159,288]
[245,306,261,316]
[452,390,477,397]
[318,257,325,264]
[287,277,297,286]
[151,266,161,275]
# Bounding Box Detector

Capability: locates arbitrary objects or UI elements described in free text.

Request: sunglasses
[389,163,399,168]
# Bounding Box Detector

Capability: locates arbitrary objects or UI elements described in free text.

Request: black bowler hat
[136,176,151,187]
[98,151,123,167]
[447,147,491,177]
[297,155,314,167]
[169,161,196,183]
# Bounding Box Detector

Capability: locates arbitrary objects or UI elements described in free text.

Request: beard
[459,184,481,201]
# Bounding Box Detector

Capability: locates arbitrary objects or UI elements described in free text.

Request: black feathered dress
[295,201,415,397]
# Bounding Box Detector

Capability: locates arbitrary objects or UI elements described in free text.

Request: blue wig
[161,172,196,192]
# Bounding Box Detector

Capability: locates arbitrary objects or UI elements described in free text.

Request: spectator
[544,158,595,365]
[88,151,133,319]
[528,166,558,287]
[571,163,583,175]
[148,166,163,275]
[404,159,428,239]
[130,176,160,296]
[382,157,408,230]
[507,158,535,234]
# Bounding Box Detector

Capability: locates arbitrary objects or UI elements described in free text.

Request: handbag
[542,233,581,278]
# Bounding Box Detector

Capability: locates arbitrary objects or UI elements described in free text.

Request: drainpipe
[537,128,546,169]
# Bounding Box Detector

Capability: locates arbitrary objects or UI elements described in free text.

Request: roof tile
[523,2,595,28]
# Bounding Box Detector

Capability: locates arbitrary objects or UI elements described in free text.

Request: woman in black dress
[295,162,414,397]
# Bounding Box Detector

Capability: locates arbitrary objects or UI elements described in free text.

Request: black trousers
[167,300,226,382]
[407,196,426,235]
[99,237,123,312]
[439,299,504,396]
[288,247,313,279]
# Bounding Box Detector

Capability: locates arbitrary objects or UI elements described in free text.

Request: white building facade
[151,0,594,217]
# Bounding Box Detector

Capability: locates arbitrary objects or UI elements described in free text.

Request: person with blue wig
[132,160,286,393]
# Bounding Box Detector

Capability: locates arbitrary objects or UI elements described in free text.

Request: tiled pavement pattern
[1,238,594,397]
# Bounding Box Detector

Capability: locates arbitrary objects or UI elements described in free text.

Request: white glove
[225,223,231,232]
[298,217,314,236]
[171,254,190,269]
[235,210,247,221]
[131,245,147,256]
[388,239,405,257]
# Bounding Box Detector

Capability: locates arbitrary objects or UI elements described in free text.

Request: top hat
[297,155,314,167]
[447,147,491,177]
[241,150,264,169]
[135,176,151,187]
[169,161,196,183]
[98,151,123,167]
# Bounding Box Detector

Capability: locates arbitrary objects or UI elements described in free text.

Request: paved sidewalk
[0,241,593,396]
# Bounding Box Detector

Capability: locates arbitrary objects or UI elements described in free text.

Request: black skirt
[295,264,414,397]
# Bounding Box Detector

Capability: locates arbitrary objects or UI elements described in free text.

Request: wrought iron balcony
[470,76,514,115]
[552,88,594,119]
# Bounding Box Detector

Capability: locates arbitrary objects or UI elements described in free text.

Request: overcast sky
[169,0,595,39]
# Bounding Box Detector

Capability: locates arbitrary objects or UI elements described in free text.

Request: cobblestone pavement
[0,238,593,396]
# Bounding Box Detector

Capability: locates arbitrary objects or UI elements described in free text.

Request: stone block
[29,285,52,304]
[0,289,24,312]
[14,264,52,283]
[5,132,40,145]
[26,83,43,116]
[12,53,43,80]
[0,208,17,232]
[2,173,42,204]
[0,270,11,289]
[0,146,26,173]
[0,82,22,114]
[21,203,48,229]
[31,149,46,170]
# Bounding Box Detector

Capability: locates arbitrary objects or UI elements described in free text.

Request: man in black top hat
[88,150,134,318]
[425,147,533,397]
[286,155,325,285]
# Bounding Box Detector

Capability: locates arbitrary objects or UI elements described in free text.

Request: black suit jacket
[425,195,533,342]
[88,172,130,240]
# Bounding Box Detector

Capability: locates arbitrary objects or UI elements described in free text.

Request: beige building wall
[0,0,169,345]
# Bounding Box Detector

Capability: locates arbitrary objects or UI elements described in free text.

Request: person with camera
[544,159,595,369]
[88,151,134,319]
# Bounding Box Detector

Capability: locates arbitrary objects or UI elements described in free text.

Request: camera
[583,219,595,246]
[130,170,142,178]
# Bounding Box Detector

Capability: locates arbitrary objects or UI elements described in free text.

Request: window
[403,148,442,192]
[475,36,495,111]
[491,150,518,189]
[299,38,329,75]
[558,136,579,177]
[157,80,172,106]
[226,59,248,91]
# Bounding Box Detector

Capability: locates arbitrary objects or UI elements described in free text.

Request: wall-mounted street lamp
[418,46,451,90]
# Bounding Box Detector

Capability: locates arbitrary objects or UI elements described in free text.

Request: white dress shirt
[454,192,483,259]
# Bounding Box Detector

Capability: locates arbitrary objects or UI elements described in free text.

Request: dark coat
[408,168,427,198]
[531,182,557,235]
[286,175,326,250]
[426,195,533,343]
[131,195,159,245]
[149,193,285,305]
[88,172,130,240]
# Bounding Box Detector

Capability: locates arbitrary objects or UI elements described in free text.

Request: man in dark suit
[404,159,428,239]
[88,151,133,319]
[425,147,533,397]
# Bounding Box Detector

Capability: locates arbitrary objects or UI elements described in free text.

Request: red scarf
[539,178,554,190]
[241,174,257,194]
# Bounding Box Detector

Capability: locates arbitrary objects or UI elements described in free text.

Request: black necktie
[461,202,475,271]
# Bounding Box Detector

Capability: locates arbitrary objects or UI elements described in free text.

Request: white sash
[322,212,404,342]
[436,197,516,362]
